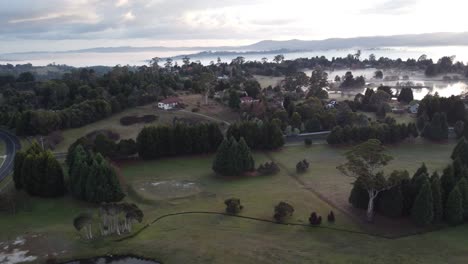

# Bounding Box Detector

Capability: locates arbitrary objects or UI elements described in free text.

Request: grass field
[54,100,237,152]
[2,140,468,264]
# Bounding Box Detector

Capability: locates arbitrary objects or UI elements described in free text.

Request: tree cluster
[73,202,143,240]
[67,144,125,203]
[257,161,280,176]
[420,112,449,141]
[13,142,64,197]
[418,94,466,125]
[212,137,255,176]
[274,201,294,222]
[327,121,418,145]
[137,123,223,160]
[227,120,284,150]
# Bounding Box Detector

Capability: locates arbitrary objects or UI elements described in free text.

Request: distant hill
[240,32,468,51]
[2,32,468,57]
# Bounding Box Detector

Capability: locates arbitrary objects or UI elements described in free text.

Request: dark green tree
[411,179,434,226]
[445,186,463,225]
[431,174,443,223]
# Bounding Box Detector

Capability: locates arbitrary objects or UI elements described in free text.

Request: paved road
[0,130,21,183]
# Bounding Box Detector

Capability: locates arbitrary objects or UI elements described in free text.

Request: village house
[157,97,182,110]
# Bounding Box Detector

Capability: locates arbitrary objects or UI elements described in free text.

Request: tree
[398,87,414,103]
[309,212,322,225]
[454,121,465,139]
[212,137,255,176]
[327,211,335,223]
[431,174,443,223]
[445,186,463,225]
[73,213,94,240]
[296,159,310,173]
[378,185,404,218]
[290,112,302,129]
[411,179,434,226]
[337,139,394,221]
[224,198,243,214]
[457,178,468,220]
[452,138,468,166]
[274,201,294,222]
[422,112,448,141]
[374,70,383,79]
[273,54,284,64]
[228,91,241,109]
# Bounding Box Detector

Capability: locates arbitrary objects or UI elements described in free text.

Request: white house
[240,96,257,104]
[158,97,182,110]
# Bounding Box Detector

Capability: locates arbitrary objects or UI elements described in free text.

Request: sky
[0,0,467,53]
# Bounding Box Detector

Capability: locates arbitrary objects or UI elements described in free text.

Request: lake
[2,46,468,67]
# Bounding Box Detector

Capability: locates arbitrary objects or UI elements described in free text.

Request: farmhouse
[158,97,182,110]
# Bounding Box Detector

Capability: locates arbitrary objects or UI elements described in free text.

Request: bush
[327,211,335,223]
[304,138,312,146]
[257,161,280,176]
[224,198,243,214]
[274,202,294,222]
[120,115,158,126]
[296,159,310,173]
[192,108,200,112]
[309,212,322,225]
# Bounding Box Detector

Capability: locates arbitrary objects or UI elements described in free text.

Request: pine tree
[441,165,456,202]
[411,179,434,226]
[431,174,443,223]
[413,163,428,179]
[13,151,26,189]
[445,186,463,225]
[212,138,231,176]
[378,185,404,218]
[238,137,255,172]
[457,178,468,220]
[452,138,468,165]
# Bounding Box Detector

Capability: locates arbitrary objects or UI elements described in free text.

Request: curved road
[0,129,21,183]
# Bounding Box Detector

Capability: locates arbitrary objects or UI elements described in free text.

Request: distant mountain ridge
[2,32,468,57]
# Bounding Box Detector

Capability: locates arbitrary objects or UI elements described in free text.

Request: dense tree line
[13,142,64,197]
[66,133,138,160]
[137,123,223,160]
[327,121,418,145]
[226,120,284,150]
[418,94,466,124]
[212,137,255,176]
[67,144,125,203]
[421,112,449,141]
[14,99,112,135]
[350,140,468,226]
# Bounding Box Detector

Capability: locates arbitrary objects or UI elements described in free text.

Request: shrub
[274,202,294,222]
[257,161,280,176]
[309,212,322,225]
[327,211,335,223]
[304,138,312,146]
[192,108,200,112]
[224,198,243,214]
[445,186,463,225]
[296,159,310,173]
[120,115,158,126]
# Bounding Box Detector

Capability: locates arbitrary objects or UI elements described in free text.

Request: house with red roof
[157,97,182,110]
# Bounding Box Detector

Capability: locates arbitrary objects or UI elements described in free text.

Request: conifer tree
[411,179,434,226]
[212,138,231,175]
[431,174,443,223]
[445,186,463,225]
[457,178,468,220]
[238,137,255,171]
[452,138,468,165]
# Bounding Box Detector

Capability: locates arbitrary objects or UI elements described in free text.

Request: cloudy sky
[0,0,467,53]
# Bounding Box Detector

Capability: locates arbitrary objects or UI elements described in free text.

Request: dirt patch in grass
[132,180,202,201]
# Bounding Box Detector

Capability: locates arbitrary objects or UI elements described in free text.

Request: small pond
[63,255,160,264]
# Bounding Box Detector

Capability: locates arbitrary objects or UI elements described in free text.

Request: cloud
[123,11,135,21]
[0,0,467,53]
